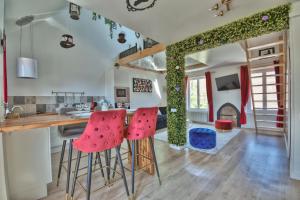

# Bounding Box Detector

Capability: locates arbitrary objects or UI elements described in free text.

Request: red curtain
[240,65,250,124]
[2,31,8,104]
[274,61,284,128]
[205,72,214,122]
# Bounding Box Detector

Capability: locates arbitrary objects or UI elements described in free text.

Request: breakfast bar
[0,112,154,200]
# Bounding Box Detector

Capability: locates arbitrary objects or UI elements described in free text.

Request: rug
[154,123,241,155]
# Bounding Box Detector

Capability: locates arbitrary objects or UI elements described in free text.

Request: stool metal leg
[149,137,161,185]
[112,153,118,179]
[116,146,130,197]
[66,139,73,199]
[70,151,82,199]
[87,153,93,200]
[131,140,135,195]
[96,152,105,178]
[127,139,132,155]
[104,150,110,183]
[57,140,66,186]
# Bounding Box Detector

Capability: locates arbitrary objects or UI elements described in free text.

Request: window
[188,77,208,110]
[252,69,278,110]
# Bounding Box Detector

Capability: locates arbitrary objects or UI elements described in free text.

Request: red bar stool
[126,107,161,198]
[69,110,129,200]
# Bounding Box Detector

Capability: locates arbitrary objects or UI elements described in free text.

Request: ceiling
[68,0,289,44]
[5,0,66,31]
[186,42,247,70]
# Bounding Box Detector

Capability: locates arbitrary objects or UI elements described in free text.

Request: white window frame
[251,68,278,111]
[187,76,208,112]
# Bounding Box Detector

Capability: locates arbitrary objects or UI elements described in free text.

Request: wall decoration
[92,13,121,39]
[118,32,127,43]
[166,4,290,146]
[115,87,130,103]
[259,47,275,56]
[262,15,269,22]
[60,34,75,48]
[69,3,80,20]
[126,0,158,12]
[135,32,141,38]
[133,78,152,92]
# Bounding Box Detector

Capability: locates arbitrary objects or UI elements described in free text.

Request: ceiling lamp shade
[60,34,75,48]
[69,3,80,20]
[17,57,38,79]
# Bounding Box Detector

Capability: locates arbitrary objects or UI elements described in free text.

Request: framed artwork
[259,47,275,56]
[114,87,130,103]
[133,78,152,93]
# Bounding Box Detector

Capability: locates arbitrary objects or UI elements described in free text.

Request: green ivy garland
[166,4,290,146]
[92,13,122,39]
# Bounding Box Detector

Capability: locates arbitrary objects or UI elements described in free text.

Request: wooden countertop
[0,114,89,133]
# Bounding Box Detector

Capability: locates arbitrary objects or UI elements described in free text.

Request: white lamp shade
[17,57,38,79]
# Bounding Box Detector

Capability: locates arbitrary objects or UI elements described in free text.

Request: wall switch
[171,108,177,112]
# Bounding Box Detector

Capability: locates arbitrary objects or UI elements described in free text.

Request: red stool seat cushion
[215,120,233,130]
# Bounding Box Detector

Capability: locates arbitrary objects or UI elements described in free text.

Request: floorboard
[43,130,300,200]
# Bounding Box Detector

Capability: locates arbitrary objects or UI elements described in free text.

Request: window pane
[267,102,278,109]
[252,77,263,85]
[251,72,263,77]
[266,76,276,84]
[253,94,263,101]
[189,80,198,108]
[267,85,276,93]
[266,71,275,75]
[253,86,263,93]
[267,93,277,101]
[255,102,263,109]
[199,78,208,109]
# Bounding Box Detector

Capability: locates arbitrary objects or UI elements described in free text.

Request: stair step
[250,64,285,71]
[257,126,285,130]
[256,120,286,124]
[247,41,284,51]
[253,100,279,102]
[252,83,286,87]
[249,53,284,62]
[252,92,286,95]
[251,74,287,78]
[256,113,286,117]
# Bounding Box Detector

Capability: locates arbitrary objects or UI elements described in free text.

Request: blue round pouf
[189,128,216,149]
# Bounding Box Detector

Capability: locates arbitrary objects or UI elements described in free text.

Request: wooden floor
[44,130,300,200]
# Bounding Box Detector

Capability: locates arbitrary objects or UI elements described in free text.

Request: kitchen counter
[0,113,89,133]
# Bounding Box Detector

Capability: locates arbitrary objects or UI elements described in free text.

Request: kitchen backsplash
[8,96,105,114]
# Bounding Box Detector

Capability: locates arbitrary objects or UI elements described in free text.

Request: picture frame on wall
[133,78,152,93]
[259,47,275,56]
[114,87,130,103]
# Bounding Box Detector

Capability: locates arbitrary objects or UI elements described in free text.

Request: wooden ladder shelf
[244,32,288,135]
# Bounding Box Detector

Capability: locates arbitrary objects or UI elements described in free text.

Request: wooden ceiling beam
[116,64,166,74]
[116,43,166,66]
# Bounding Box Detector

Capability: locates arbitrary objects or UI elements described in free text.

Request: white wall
[289,1,300,180]
[6,8,143,97]
[114,67,167,109]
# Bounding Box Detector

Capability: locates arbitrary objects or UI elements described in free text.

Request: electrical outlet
[171,108,177,112]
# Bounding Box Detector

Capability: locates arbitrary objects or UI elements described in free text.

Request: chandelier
[209,0,232,17]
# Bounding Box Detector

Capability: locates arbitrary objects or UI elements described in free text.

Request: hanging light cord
[30,23,34,58]
[19,25,23,57]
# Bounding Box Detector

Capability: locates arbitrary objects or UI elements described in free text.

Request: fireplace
[217,103,241,127]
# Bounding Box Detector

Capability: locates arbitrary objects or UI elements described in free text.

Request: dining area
[0,107,162,200]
